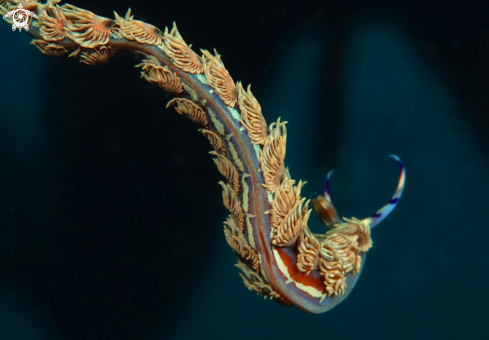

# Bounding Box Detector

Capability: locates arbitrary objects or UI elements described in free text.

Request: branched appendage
[201,49,237,107]
[163,22,202,74]
[69,45,116,65]
[37,1,67,41]
[114,8,163,46]
[317,218,372,297]
[166,98,208,125]
[31,39,68,56]
[296,227,321,274]
[211,152,240,195]
[261,118,287,193]
[236,258,291,306]
[224,216,260,272]
[136,56,184,94]
[63,4,117,48]
[237,82,268,145]
[271,177,311,247]
[199,129,226,156]
[3,0,405,313]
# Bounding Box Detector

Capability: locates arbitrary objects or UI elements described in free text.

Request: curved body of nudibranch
[1,0,406,313]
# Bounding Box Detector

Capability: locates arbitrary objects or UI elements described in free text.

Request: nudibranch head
[294,156,405,311]
[311,155,405,230]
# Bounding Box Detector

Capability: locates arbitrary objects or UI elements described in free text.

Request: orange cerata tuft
[271,178,310,247]
[202,49,237,108]
[31,39,69,57]
[318,218,372,297]
[166,98,208,126]
[237,82,268,145]
[260,118,287,193]
[237,259,292,306]
[69,46,116,65]
[62,4,116,48]
[38,2,68,41]
[223,216,260,272]
[296,228,321,274]
[199,129,226,156]
[218,181,245,233]
[211,151,240,195]
[272,196,311,247]
[135,56,184,94]
[163,22,203,74]
[114,9,163,46]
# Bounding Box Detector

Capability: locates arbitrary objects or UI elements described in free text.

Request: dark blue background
[1,0,488,339]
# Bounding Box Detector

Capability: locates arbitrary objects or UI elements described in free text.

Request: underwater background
[1,0,488,339]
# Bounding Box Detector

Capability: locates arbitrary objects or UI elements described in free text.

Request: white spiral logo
[12,9,28,28]
[3,3,38,32]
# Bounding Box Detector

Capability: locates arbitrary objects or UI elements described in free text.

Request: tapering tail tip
[363,155,405,229]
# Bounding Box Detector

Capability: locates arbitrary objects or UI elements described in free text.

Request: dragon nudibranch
[1,0,406,313]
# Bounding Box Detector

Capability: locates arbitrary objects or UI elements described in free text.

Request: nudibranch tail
[363,155,405,229]
[4,0,405,314]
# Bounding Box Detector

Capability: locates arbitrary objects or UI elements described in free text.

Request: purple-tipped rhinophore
[324,170,334,202]
[364,155,406,228]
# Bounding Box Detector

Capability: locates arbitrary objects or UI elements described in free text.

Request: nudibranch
[1,0,406,313]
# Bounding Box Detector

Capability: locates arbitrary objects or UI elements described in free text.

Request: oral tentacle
[310,193,340,229]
